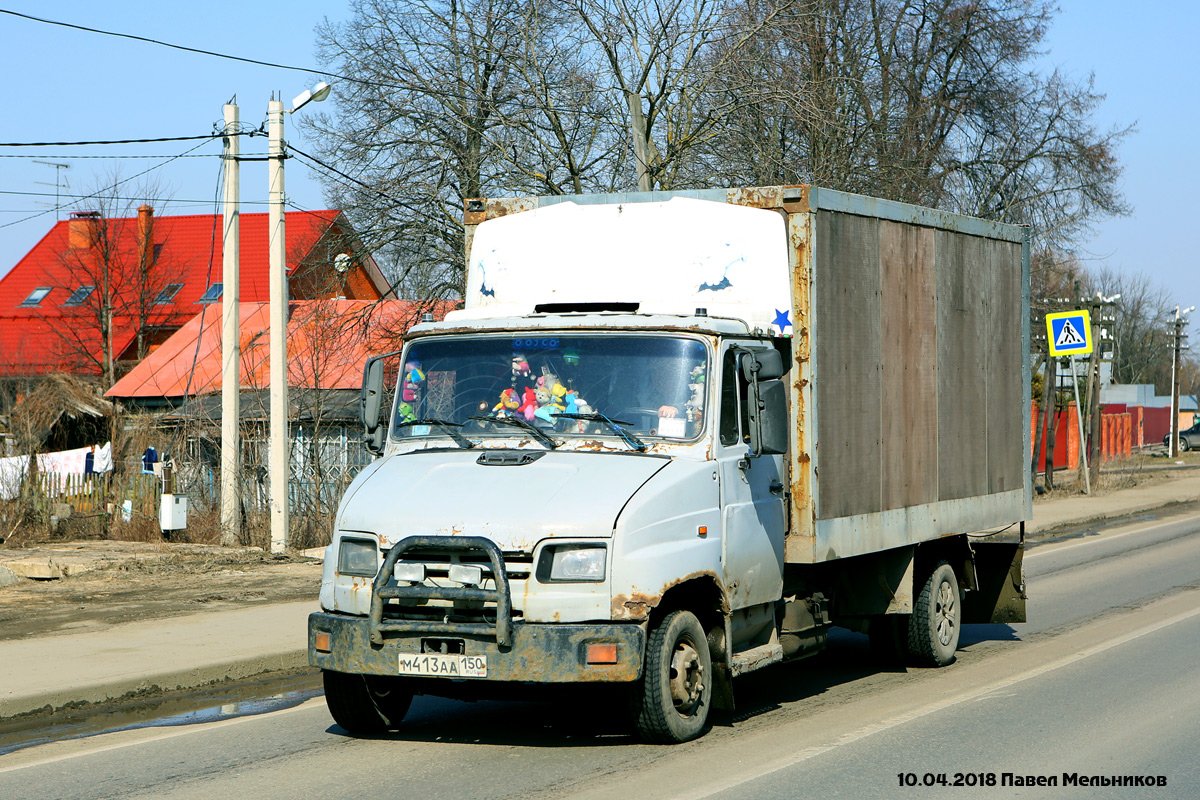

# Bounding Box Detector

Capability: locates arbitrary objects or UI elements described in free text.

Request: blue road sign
[1046,309,1093,357]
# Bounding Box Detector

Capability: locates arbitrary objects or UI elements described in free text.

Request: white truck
[308,185,1030,743]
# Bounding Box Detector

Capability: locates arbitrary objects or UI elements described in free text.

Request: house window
[62,285,95,307]
[153,283,184,304]
[20,287,52,307]
[198,283,223,303]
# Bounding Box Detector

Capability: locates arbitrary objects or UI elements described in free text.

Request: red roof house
[106,299,454,401]
[0,207,392,380]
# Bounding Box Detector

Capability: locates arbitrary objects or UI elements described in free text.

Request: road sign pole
[1069,356,1090,494]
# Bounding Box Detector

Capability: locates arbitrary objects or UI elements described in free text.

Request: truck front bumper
[308,611,646,683]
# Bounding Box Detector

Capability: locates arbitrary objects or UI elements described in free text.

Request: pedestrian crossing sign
[1045,309,1093,357]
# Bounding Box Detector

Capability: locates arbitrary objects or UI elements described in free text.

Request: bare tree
[702,0,1129,250]
[44,178,181,389]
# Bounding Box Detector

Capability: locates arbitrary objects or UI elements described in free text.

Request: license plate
[397,653,487,678]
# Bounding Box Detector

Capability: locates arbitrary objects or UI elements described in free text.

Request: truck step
[729,643,783,677]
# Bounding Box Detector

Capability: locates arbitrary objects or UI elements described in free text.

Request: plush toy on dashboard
[533,385,566,423]
[512,355,531,380]
[401,361,425,401]
[396,401,417,424]
[686,364,706,423]
[493,388,520,416]
[519,386,538,421]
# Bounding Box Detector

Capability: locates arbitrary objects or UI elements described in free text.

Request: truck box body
[462,185,1032,565]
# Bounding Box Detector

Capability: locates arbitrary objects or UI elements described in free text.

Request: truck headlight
[538,544,606,583]
[337,537,379,577]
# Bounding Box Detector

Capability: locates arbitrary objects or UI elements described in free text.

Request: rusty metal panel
[815,210,882,519]
[880,220,938,510]
[986,238,1024,493]
[784,209,815,564]
[935,229,988,501]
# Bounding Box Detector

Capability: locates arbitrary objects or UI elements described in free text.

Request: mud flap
[962,542,1026,624]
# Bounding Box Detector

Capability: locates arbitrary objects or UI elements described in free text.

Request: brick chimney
[137,205,155,266]
[68,211,101,250]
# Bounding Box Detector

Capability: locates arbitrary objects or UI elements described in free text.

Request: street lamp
[268,81,332,553]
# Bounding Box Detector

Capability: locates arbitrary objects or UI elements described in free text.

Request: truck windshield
[393,335,709,443]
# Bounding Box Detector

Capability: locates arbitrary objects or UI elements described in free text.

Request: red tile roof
[0,209,358,377]
[106,299,454,398]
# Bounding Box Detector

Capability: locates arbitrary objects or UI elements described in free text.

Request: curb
[1,650,311,722]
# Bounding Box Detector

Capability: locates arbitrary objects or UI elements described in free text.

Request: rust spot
[611,592,656,621]
[610,571,728,621]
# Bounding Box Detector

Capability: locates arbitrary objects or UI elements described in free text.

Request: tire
[868,614,909,666]
[907,562,961,667]
[1181,437,1191,453]
[322,670,413,735]
[632,610,713,743]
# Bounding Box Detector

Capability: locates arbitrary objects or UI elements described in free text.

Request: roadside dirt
[0,541,323,641]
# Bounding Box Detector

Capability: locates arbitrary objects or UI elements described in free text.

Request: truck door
[717,344,786,611]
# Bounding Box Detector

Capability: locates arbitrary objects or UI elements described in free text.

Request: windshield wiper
[469,414,559,450]
[395,418,474,449]
[555,413,647,452]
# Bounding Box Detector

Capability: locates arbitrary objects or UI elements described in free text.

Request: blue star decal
[773,309,791,330]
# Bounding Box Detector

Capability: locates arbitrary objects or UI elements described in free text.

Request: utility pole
[1044,354,1058,490]
[220,101,241,546]
[1085,293,1119,485]
[1169,305,1195,458]
[268,96,289,553]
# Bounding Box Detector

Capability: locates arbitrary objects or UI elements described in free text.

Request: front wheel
[1181,437,1192,453]
[907,562,961,667]
[322,670,413,735]
[633,610,713,743]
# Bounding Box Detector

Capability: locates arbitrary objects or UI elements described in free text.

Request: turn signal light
[586,643,618,664]
[314,632,332,653]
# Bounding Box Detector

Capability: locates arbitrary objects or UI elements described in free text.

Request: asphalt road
[3,508,1199,800]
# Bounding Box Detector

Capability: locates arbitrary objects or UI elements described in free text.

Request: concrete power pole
[268,97,289,553]
[220,102,241,546]
[1169,306,1193,458]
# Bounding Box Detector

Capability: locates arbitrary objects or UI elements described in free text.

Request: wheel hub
[935,581,957,646]
[669,641,704,712]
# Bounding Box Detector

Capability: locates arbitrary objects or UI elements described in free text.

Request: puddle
[0,670,323,757]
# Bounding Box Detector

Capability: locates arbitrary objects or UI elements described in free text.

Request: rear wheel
[322,670,413,734]
[907,562,961,667]
[633,610,713,743]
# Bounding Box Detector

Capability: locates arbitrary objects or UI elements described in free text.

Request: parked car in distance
[1164,421,1200,452]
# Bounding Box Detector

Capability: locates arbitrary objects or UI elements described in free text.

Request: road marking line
[0,698,325,774]
[674,595,1200,800]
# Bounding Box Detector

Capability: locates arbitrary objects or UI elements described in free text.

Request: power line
[0,7,609,118]
[0,137,217,230]
[286,145,409,209]
[0,9,318,74]
[0,153,219,159]
[0,134,230,147]
[0,188,272,205]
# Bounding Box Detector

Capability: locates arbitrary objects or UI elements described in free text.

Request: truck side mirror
[740,349,789,458]
[752,380,789,455]
[741,348,785,382]
[361,357,385,434]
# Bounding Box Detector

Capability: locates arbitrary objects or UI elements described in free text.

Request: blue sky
[0,1,1196,336]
